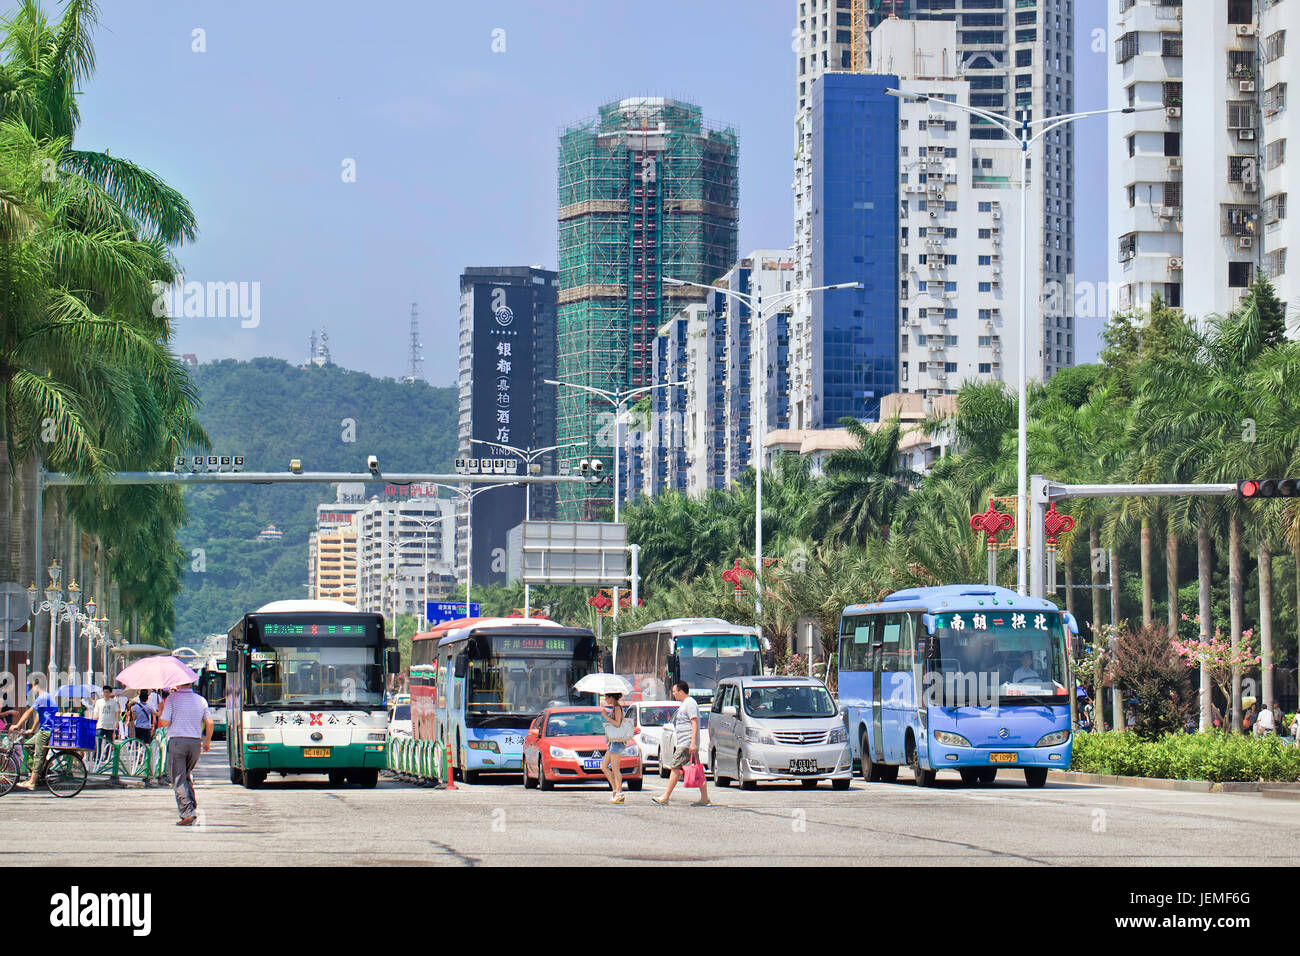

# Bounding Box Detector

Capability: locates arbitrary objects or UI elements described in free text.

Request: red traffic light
[1238,480,1260,498]
[1238,479,1300,498]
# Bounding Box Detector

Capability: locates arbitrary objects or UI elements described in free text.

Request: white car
[388,696,412,737]
[657,709,712,777]
[624,700,679,772]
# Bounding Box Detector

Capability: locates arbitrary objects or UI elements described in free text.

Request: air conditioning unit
[993,238,1002,246]
[991,280,1001,288]
[992,210,1002,219]
[1166,106,1182,118]
[1169,257,1183,271]
[1238,128,1256,140]
[929,211,938,218]
[1238,236,1253,248]
[1168,157,1182,169]
[1237,24,1255,36]
[1239,80,1256,92]
[1244,181,1258,192]
[992,266,1002,275]
[928,113,946,124]
[1161,205,1180,218]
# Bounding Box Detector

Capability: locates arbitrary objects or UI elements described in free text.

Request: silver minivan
[709,676,852,790]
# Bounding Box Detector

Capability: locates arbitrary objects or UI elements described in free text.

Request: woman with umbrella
[574,673,634,805]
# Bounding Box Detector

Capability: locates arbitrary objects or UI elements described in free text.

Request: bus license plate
[789,759,818,774]
[303,748,331,758]
[582,758,602,771]
[989,752,1018,763]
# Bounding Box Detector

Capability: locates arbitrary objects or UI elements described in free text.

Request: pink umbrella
[114,655,199,690]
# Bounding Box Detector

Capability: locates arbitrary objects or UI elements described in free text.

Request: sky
[76,0,1110,387]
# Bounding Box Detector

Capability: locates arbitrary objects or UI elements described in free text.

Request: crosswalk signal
[1238,478,1300,498]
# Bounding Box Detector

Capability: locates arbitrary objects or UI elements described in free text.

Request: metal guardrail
[15,730,170,782]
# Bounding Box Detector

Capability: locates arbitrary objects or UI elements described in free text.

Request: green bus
[226,600,399,788]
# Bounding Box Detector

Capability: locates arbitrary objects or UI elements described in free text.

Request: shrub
[1109,623,1193,738]
[1070,731,1300,782]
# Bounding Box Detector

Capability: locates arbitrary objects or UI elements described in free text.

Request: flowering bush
[1171,625,1260,712]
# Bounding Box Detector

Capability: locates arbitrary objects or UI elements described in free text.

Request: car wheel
[976,768,997,784]
[523,757,536,789]
[1024,767,1048,788]
[659,750,670,778]
[907,737,936,787]
[801,779,819,789]
[739,752,757,791]
[712,749,731,787]
[832,777,851,791]
[627,778,643,792]
[538,758,553,791]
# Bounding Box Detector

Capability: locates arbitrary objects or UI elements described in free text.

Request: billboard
[470,282,535,585]
[507,521,628,587]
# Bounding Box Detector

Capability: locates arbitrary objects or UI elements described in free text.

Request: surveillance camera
[367,455,379,474]
[578,460,591,475]
[289,458,303,474]
[590,459,604,474]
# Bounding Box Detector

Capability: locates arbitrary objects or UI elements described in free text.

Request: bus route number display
[496,637,572,653]
[262,623,369,636]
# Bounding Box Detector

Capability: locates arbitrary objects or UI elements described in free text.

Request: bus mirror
[668,654,679,676]
[1062,611,1079,635]
[387,650,400,674]
[921,614,936,635]
[454,653,468,679]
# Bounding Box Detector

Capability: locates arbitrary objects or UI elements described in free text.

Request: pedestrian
[1183,711,1197,734]
[1211,703,1223,730]
[1271,701,1284,734]
[156,681,213,827]
[652,681,710,808]
[599,692,632,805]
[130,690,155,745]
[92,684,120,751]
[1253,703,1275,736]
[10,676,58,790]
[1290,712,1300,740]
[1243,702,1256,734]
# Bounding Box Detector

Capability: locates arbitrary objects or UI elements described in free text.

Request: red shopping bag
[683,760,705,789]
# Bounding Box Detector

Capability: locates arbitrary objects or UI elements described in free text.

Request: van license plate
[789,759,818,774]
[303,748,331,758]
[989,752,1018,763]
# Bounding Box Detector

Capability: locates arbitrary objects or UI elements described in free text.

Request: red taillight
[634,726,641,735]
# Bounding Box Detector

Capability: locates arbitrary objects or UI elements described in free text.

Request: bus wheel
[959,768,980,786]
[464,769,480,784]
[328,771,347,786]
[860,733,891,783]
[243,770,266,789]
[1024,767,1048,788]
[229,767,243,786]
[354,769,379,789]
[907,737,936,787]
[976,768,997,784]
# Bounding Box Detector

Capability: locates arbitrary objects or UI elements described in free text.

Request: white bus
[614,618,769,704]
[226,599,399,788]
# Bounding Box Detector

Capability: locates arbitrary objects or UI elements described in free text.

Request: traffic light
[1238,478,1300,498]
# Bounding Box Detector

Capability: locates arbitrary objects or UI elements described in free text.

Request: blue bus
[838,585,1078,788]
[411,617,599,782]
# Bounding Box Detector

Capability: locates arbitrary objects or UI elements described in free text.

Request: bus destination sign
[262,623,369,636]
[494,636,574,654]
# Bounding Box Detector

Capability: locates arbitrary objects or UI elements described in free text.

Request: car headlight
[828,727,847,744]
[468,739,500,752]
[549,746,577,759]
[744,726,775,745]
[933,730,972,748]
[623,745,639,758]
[1036,730,1071,747]
[367,732,387,742]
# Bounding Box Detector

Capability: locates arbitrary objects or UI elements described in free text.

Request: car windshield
[636,705,677,726]
[392,704,410,721]
[247,644,384,707]
[741,685,836,719]
[545,712,604,736]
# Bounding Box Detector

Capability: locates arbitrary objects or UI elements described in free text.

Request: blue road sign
[427,601,482,625]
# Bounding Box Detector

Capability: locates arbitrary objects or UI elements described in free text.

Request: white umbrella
[574,673,632,696]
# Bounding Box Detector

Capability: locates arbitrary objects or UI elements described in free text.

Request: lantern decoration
[1043,502,1076,595]
[721,558,754,594]
[588,591,613,613]
[970,498,1014,587]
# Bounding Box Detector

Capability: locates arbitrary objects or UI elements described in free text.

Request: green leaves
[1072,730,1300,783]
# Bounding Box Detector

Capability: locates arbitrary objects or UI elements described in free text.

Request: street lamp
[29,561,83,702]
[663,276,861,618]
[885,89,1162,593]
[470,440,561,618]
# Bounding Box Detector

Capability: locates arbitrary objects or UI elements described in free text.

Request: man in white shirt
[92,684,121,749]
[652,681,710,807]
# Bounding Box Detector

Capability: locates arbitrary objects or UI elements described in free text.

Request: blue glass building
[810,72,900,425]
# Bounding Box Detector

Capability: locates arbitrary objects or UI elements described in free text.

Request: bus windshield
[197,671,226,706]
[928,610,1068,706]
[677,635,762,695]
[467,646,595,719]
[247,643,385,709]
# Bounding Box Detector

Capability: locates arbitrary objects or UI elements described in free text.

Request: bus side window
[840,616,874,672]
[897,615,914,672]
[880,615,903,671]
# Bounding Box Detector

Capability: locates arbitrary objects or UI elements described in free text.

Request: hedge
[1070,731,1300,783]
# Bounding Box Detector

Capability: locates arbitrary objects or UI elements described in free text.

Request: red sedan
[522,707,644,791]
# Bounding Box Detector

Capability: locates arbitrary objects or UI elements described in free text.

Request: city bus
[411,617,599,782]
[614,618,768,704]
[226,599,398,788]
[838,585,1078,788]
[196,654,228,738]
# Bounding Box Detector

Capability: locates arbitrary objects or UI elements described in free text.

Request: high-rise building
[556,97,739,518]
[458,266,558,586]
[793,0,1076,414]
[353,491,459,622]
[1108,0,1296,322]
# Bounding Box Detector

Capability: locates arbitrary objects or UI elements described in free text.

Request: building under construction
[556,97,738,519]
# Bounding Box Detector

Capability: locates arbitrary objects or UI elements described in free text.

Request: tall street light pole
[885,89,1161,593]
[470,440,561,618]
[663,276,860,619]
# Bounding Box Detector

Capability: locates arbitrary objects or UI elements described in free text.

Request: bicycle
[0,732,88,798]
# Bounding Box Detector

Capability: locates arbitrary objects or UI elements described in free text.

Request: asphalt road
[4,750,1299,866]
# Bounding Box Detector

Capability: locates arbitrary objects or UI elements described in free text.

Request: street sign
[507,521,628,587]
[426,601,482,625]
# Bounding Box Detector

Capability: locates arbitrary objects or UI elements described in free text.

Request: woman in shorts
[600,692,632,805]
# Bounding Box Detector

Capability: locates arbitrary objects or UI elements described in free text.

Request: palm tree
[806,417,918,547]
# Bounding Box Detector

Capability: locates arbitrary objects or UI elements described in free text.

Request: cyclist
[9,676,58,790]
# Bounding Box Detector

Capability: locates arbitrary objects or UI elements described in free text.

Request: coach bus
[613,618,768,704]
[226,599,398,789]
[838,585,1077,788]
[196,654,228,738]
[411,617,599,782]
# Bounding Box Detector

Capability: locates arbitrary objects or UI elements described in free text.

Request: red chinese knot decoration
[969,498,1015,544]
[588,591,613,612]
[1043,502,1075,546]
[721,558,754,593]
